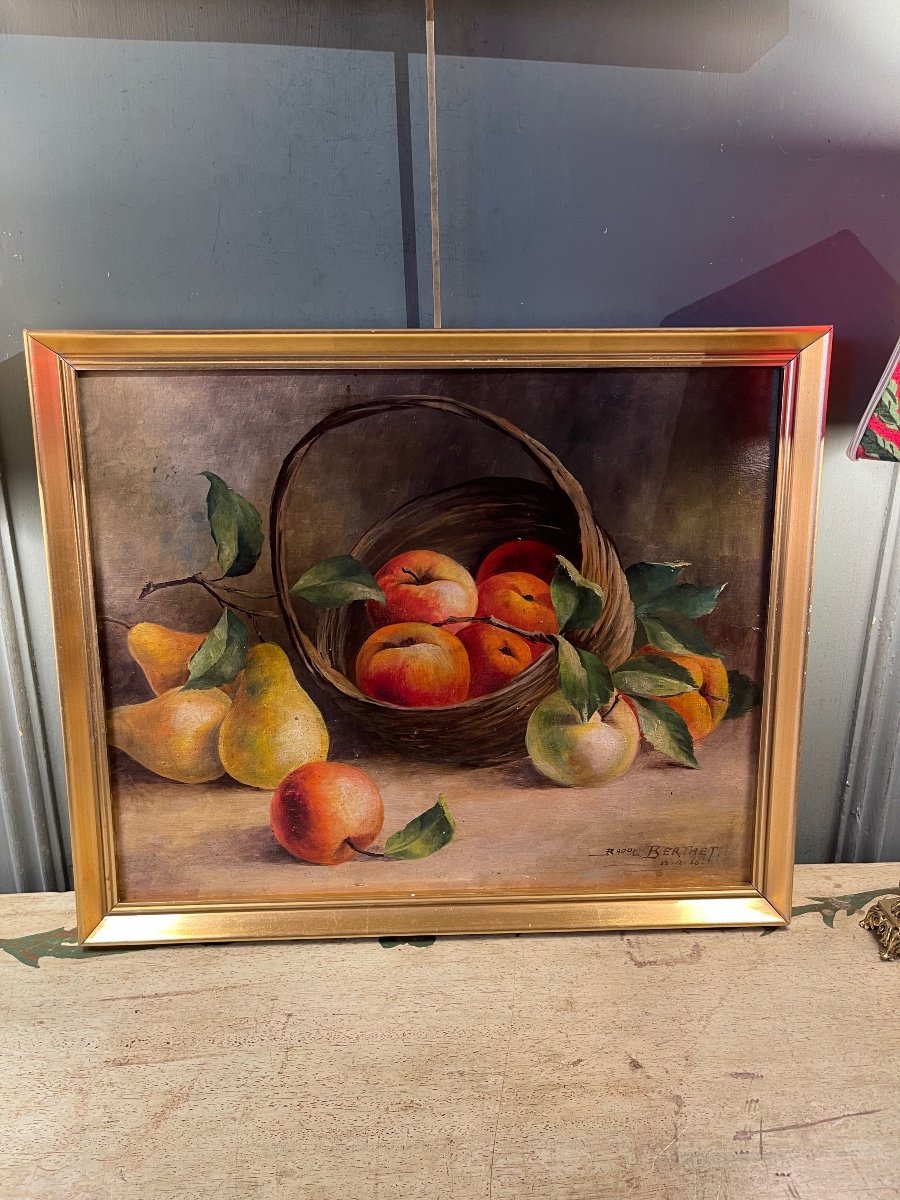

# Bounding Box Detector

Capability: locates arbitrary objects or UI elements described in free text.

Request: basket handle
[270,394,604,639]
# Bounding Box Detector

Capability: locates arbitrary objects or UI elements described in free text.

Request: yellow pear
[127,622,206,694]
[108,687,231,784]
[218,642,329,789]
[127,621,241,697]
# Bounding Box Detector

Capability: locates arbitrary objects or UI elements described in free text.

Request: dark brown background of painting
[83,366,779,701]
[78,366,779,900]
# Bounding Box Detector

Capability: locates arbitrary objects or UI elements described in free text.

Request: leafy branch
[289,547,761,770]
[139,572,277,621]
[139,473,271,686]
[626,560,724,657]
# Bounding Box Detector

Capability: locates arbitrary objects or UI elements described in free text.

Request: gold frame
[25,328,831,946]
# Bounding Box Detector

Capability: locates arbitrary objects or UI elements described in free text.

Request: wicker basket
[270,395,635,766]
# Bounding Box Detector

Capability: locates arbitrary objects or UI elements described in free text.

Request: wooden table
[2,864,898,1200]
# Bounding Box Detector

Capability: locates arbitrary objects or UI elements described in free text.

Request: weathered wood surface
[2,863,898,1200]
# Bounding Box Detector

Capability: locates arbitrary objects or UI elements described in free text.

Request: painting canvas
[25,330,830,944]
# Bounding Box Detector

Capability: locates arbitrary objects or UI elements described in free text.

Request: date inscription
[599,844,720,867]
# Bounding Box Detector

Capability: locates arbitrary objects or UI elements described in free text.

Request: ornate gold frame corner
[24,327,832,946]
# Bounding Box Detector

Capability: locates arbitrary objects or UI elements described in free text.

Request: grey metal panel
[1,0,898,887]
[0,7,428,890]
[431,1,900,862]
[0,454,67,892]
[836,469,900,861]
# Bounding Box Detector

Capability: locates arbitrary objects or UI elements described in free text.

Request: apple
[270,761,384,865]
[632,645,729,740]
[457,622,533,698]
[476,538,560,585]
[367,549,477,633]
[526,690,640,787]
[476,570,558,658]
[356,621,470,707]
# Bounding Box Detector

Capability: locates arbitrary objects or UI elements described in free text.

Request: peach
[457,622,533,698]
[476,571,559,659]
[270,761,384,866]
[367,549,477,633]
[632,645,730,740]
[475,538,560,585]
[355,622,470,707]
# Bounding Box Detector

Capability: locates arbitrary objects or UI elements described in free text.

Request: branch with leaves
[291,549,762,771]
[138,472,274,688]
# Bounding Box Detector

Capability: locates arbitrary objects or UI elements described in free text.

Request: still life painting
[26,329,830,943]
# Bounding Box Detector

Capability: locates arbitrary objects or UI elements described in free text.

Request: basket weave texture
[271,395,635,766]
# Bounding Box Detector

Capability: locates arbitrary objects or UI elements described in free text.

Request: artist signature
[596,844,720,867]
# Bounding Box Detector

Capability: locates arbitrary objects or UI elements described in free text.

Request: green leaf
[881,379,900,430]
[550,555,604,632]
[613,653,699,698]
[202,472,264,579]
[626,561,688,610]
[291,555,385,608]
[724,670,760,719]
[555,637,615,723]
[630,696,699,768]
[184,609,249,689]
[384,796,456,860]
[641,582,726,619]
[639,612,717,657]
[859,427,900,462]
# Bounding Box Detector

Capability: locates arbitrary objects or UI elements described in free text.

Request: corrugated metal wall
[1,0,898,888]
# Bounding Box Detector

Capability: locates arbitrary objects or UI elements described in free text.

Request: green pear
[107,687,231,784]
[218,642,329,789]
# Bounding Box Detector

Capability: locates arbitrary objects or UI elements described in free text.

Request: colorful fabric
[856,359,900,461]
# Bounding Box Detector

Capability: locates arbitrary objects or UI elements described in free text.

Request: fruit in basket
[526,690,640,787]
[218,642,329,789]
[127,621,206,694]
[457,622,534,698]
[631,645,729,740]
[366,549,477,633]
[107,687,231,784]
[356,622,470,707]
[270,762,384,865]
[476,538,560,586]
[476,571,559,656]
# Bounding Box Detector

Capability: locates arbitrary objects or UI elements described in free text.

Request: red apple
[457,622,534,697]
[476,571,559,659]
[367,549,477,633]
[270,762,384,865]
[476,538,560,585]
[356,621,470,707]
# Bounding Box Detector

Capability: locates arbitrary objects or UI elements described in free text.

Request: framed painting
[25,328,831,946]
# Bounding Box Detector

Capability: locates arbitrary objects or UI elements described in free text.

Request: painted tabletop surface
[2,863,899,1200]
[112,723,757,902]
